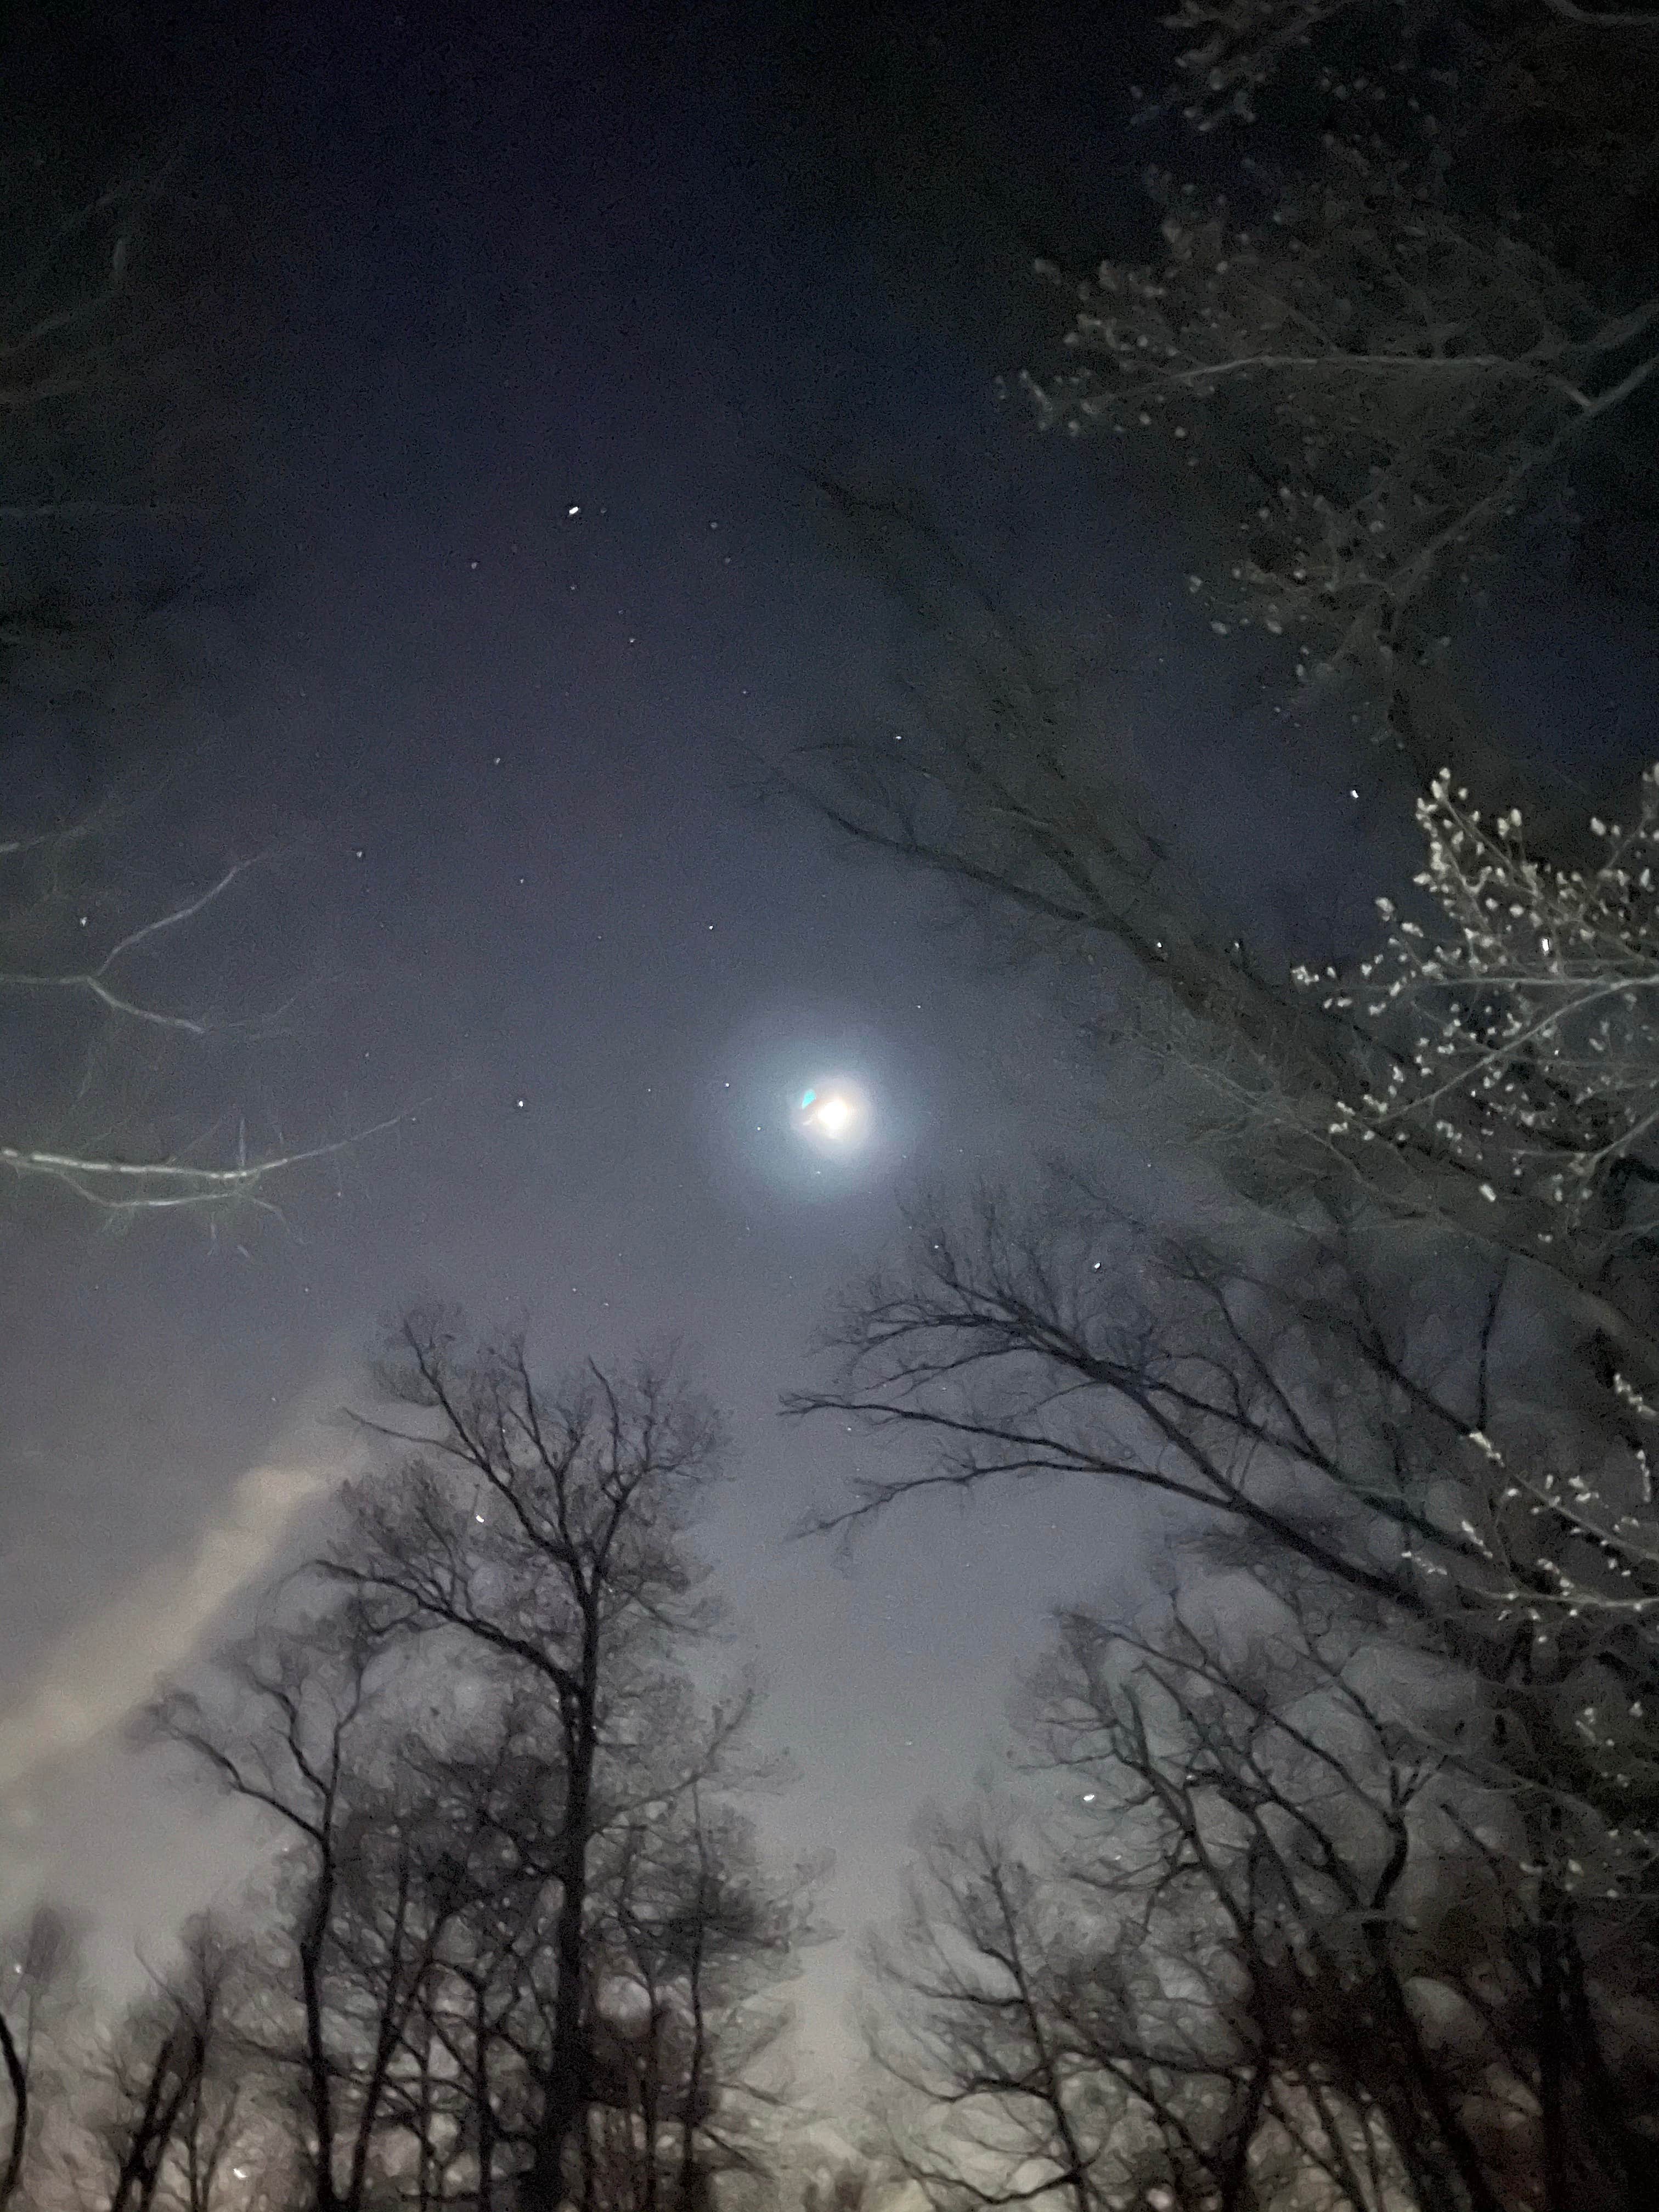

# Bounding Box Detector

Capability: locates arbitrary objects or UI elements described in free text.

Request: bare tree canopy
[140,1314,818,2212]
[781,474,1659,1388]
[1024,0,1659,702]
[872,1556,1659,2211]
[0,142,350,1224]
[0,813,366,1217]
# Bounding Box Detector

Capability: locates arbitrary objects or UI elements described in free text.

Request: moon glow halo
[795,1082,868,1147]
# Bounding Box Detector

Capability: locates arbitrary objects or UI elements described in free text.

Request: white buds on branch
[1306,764,1659,1260]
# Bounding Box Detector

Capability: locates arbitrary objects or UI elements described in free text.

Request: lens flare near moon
[795,1082,868,1146]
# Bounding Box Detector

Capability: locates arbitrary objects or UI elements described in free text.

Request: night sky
[2,0,1654,2085]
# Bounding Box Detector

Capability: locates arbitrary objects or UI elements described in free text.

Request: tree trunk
[0,2011,27,2212]
[521,1680,597,2212]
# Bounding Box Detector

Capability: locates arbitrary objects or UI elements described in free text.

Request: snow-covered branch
[1301,765,1659,1264]
[1025,167,1659,679]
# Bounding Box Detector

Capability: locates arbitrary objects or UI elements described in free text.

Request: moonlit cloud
[0,1460,329,1796]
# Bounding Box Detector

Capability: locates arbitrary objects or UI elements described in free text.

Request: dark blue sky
[2,0,1654,2074]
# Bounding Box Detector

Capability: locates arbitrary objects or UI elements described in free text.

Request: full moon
[795,1081,868,1147]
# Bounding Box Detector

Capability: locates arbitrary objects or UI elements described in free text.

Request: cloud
[0,1460,329,1795]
